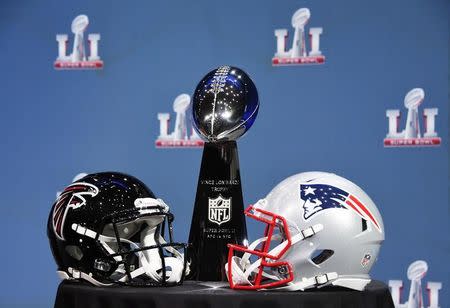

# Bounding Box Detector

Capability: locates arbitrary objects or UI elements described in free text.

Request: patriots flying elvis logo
[300,184,381,232]
[52,182,99,240]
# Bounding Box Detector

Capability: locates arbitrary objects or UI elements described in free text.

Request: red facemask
[227,204,295,290]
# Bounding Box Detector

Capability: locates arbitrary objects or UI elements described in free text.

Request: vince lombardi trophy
[404,88,425,139]
[71,15,89,62]
[291,8,311,58]
[188,65,259,281]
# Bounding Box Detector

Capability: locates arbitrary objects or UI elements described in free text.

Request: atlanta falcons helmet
[47,172,188,286]
[226,171,384,291]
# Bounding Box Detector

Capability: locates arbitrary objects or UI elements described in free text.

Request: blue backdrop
[0,0,448,307]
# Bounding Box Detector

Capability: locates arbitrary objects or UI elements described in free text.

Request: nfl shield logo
[208,195,232,226]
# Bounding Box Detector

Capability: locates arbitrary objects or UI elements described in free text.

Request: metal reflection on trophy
[188,65,259,281]
[192,65,259,141]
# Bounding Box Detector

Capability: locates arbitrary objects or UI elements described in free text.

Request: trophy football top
[71,15,89,34]
[407,260,428,281]
[173,94,191,112]
[192,65,259,142]
[404,88,424,109]
[292,8,311,28]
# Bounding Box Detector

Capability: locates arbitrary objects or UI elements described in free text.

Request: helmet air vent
[311,249,334,265]
[361,219,368,232]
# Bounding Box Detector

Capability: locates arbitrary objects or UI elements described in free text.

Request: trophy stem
[187,141,248,281]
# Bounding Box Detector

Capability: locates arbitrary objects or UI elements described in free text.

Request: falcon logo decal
[52,182,99,240]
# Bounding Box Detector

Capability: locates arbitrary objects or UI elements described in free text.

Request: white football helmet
[226,172,384,291]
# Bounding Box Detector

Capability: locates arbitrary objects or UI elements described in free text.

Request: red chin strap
[227,204,294,290]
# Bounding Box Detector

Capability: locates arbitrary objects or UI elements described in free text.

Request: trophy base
[54,60,104,69]
[272,55,325,66]
[155,139,204,148]
[188,141,247,282]
[384,137,441,147]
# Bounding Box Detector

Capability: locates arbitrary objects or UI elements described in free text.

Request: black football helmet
[47,172,188,286]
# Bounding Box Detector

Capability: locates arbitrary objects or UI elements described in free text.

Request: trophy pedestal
[188,141,247,281]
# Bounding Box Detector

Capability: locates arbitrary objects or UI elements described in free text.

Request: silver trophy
[188,65,259,281]
[404,88,425,139]
[406,260,427,308]
[71,15,89,62]
[291,8,311,58]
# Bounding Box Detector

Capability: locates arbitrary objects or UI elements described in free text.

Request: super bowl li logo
[54,15,103,70]
[384,88,441,147]
[272,8,325,66]
[155,94,204,148]
[389,260,442,308]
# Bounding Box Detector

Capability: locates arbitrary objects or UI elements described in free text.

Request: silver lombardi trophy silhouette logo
[272,8,325,66]
[384,88,441,147]
[389,260,442,308]
[155,94,204,148]
[54,15,103,70]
